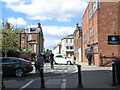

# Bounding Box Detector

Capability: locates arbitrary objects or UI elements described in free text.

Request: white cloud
[8,17,27,27]
[43,26,74,37]
[43,25,75,49]
[2,0,89,22]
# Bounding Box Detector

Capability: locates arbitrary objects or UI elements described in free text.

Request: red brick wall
[119,1,120,58]
[82,0,120,66]
[73,30,82,63]
[98,2,119,65]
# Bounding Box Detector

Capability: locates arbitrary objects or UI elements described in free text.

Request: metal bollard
[76,64,83,88]
[40,67,45,88]
[2,71,5,90]
[112,64,117,86]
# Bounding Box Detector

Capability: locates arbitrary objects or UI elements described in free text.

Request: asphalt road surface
[3,63,77,89]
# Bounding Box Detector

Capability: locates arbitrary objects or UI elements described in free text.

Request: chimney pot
[5,22,10,29]
[76,23,79,30]
[38,23,41,28]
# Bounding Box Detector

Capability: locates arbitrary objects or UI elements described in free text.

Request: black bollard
[1,70,5,90]
[112,64,117,86]
[77,64,83,88]
[40,67,45,88]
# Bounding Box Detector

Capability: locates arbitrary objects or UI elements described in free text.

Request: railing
[100,56,120,67]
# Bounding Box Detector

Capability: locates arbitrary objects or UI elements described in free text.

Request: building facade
[73,23,82,63]
[61,35,74,58]
[82,0,120,66]
[52,34,74,58]
[52,42,62,55]
[16,23,44,55]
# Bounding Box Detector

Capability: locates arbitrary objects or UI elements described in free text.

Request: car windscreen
[55,55,66,58]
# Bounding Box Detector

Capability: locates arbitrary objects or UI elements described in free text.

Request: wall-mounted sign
[94,45,98,54]
[108,35,120,45]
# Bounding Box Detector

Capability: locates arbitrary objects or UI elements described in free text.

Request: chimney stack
[5,22,10,29]
[38,23,41,28]
[76,23,79,30]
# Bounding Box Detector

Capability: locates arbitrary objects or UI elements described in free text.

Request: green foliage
[21,49,34,54]
[1,27,19,56]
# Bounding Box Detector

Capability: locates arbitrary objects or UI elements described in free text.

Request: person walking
[37,54,44,72]
[34,55,39,73]
[49,52,54,69]
[41,53,47,70]
[86,51,92,66]
[37,53,45,88]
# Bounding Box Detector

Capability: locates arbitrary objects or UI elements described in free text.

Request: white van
[54,54,74,65]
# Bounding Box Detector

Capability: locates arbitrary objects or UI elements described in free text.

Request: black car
[1,57,33,77]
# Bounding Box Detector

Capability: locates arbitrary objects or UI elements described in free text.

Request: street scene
[0,0,120,89]
[2,62,119,89]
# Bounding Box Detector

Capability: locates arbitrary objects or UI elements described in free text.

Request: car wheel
[15,68,24,77]
[67,61,71,65]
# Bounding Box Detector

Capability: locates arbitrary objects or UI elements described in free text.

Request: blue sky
[0,0,89,50]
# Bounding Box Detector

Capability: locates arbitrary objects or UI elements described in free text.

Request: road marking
[18,80,34,90]
[65,70,67,73]
[61,79,66,88]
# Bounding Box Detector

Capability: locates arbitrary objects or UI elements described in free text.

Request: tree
[1,25,19,57]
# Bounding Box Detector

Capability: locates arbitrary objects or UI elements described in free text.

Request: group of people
[33,52,55,73]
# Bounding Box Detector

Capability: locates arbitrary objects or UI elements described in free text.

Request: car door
[60,55,67,64]
[2,58,18,75]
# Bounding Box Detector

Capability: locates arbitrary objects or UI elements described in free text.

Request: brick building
[82,0,120,66]
[73,23,82,63]
[16,23,44,55]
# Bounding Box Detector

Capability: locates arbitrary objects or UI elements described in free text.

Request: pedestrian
[86,51,92,66]
[34,55,39,73]
[49,52,54,69]
[37,53,45,88]
[74,57,76,64]
[37,54,44,73]
[41,53,47,70]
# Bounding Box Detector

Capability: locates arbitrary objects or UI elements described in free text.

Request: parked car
[54,54,74,65]
[1,57,33,77]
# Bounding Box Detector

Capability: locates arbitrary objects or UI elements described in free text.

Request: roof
[61,34,73,40]
[16,27,42,34]
[16,28,24,33]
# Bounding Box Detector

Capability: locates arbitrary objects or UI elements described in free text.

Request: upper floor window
[16,38,18,42]
[70,46,73,49]
[70,39,72,43]
[89,8,93,19]
[22,37,25,42]
[66,46,69,49]
[66,39,68,43]
[82,34,87,44]
[90,28,94,38]
[28,35,32,40]
[89,0,100,19]
[30,45,32,51]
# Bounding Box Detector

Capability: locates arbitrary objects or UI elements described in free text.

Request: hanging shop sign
[94,45,98,54]
[108,35,120,45]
